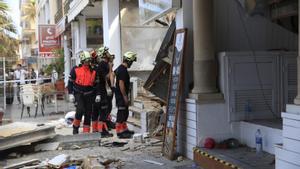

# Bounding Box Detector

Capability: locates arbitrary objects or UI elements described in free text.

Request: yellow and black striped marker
[193,147,242,169]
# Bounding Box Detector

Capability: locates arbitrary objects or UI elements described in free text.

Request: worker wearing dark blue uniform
[115,51,137,139]
[106,54,115,130]
[68,51,101,134]
[92,46,114,137]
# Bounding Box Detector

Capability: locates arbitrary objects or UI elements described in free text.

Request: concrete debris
[7,152,21,158]
[82,156,123,169]
[152,124,164,136]
[48,154,70,168]
[71,144,81,150]
[133,133,143,143]
[101,141,128,147]
[3,159,40,169]
[121,147,130,151]
[83,156,104,169]
[143,132,150,139]
[0,122,56,151]
[34,142,60,152]
[50,134,101,150]
[177,156,184,162]
[143,160,164,166]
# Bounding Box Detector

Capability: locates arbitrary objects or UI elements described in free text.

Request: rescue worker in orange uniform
[115,51,137,139]
[68,51,101,134]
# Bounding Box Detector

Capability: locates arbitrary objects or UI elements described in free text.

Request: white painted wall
[214,0,298,52]
[239,121,282,154]
[177,0,297,150]
[102,0,122,69]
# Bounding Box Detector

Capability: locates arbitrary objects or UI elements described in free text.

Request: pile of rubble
[4,155,124,169]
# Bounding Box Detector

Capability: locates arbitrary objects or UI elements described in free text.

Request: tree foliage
[0,0,18,58]
[21,0,36,22]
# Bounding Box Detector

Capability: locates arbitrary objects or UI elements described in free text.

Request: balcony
[22,45,33,58]
[22,28,35,35]
[64,0,73,15]
[55,6,63,24]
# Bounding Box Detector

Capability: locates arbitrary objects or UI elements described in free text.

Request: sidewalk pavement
[3,95,75,123]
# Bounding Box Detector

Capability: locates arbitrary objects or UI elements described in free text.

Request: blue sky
[5,0,21,36]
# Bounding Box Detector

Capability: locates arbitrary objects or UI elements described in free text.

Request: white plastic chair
[20,84,44,118]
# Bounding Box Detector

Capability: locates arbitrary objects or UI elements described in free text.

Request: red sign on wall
[38,25,61,56]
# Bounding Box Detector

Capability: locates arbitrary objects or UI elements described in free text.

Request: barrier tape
[0,78,52,84]
[193,147,241,169]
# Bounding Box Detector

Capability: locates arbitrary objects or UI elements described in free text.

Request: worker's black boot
[100,130,113,138]
[73,126,79,135]
[106,120,116,130]
[117,131,133,139]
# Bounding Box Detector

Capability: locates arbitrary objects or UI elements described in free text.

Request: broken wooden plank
[3,159,40,169]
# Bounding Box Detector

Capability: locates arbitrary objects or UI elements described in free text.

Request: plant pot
[55,80,65,91]
[55,80,65,100]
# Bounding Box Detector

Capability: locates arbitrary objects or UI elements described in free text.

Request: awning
[67,0,89,23]
[56,16,66,37]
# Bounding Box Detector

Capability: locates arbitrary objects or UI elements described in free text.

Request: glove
[69,94,75,103]
[95,95,101,103]
[107,87,112,97]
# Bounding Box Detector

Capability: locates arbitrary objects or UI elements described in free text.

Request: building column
[78,16,87,50]
[71,21,80,65]
[190,0,222,100]
[63,35,70,87]
[293,1,300,104]
[102,0,122,68]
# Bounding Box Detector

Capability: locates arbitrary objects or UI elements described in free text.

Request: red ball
[204,137,215,149]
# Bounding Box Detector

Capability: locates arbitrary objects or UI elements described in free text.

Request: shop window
[86,18,103,48]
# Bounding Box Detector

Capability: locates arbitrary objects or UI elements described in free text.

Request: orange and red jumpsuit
[68,64,100,133]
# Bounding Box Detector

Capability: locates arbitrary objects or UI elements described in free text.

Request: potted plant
[44,49,65,95]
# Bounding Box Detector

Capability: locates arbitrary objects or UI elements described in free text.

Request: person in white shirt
[14,64,27,104]
[51,68,58,84]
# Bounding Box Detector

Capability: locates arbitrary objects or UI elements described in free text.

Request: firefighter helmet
[123,51,137,62]
[79,51,91,62]
[97,46,110,58]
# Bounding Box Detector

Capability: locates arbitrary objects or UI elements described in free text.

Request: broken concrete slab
[34,142,60,152]
[3,159,40,169]
[51,133,101,150]
[0,122,56,151]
